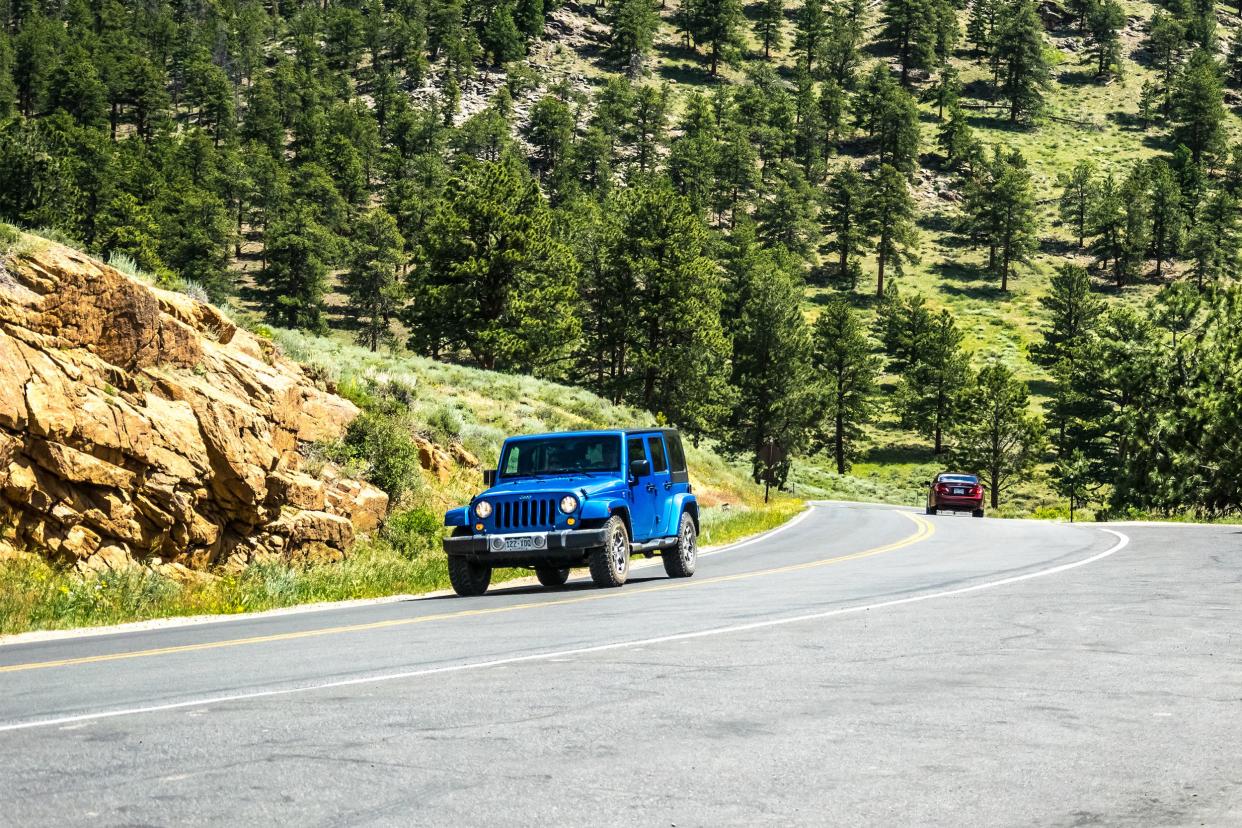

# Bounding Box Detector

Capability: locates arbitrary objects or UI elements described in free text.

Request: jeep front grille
[495,498,558,531]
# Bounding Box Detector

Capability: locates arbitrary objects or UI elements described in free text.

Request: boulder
[0,237,386,570]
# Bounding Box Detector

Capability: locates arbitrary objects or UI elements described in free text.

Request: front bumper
[443,528,609,565]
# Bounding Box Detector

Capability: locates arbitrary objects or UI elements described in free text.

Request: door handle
[663,481,673,490]
[646,484,657,493]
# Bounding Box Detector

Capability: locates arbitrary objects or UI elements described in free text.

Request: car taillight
[936,484,949,493]
[971,485,982,496]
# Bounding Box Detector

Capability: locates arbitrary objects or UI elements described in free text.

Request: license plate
[953,488,965,495]
[489,534,548,553]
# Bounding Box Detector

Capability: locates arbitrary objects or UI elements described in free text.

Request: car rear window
[939,475,978,484]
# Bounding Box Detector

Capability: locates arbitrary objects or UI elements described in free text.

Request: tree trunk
[835,409,845,475]
[876,249,886,297]
[990,471,1000,508]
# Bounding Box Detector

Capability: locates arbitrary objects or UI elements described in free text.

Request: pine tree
[482,1,525,66]
[868,164,920,297]
[1087,0,1125,80]
[524,95,576,175]
[632,83,669,172]
[963,146,1039,291]
[1146,12,1186,111]
[822,0,865,88]
[1032,263,1104,371]
[823,164,870,287]
[924,64,960,120]
[812,297,882,473]
[1089,173,1125,281]
[1147,160,1185,280]
[794,0,827,73]
[608,0,660,72]
[725,251,817,489]
[262,206,336,332]
[1052,450,1093,521]
[756,0,785,59]
[755,161,821,259]
[855,65,921,173]
[993,0,1051,122]
[1057,160,1097,250]
[1186,188,1242,289]
[951,363,1044,509]
[1171,48,1227,167]
[875,286,934,375]
[515,0,545,40]
[681,0,746,76]
[882,0,955,86]
[938,101,980,171]
[405,160,580,374]
[898,309,970,454]
[966,0,1001,57]
[596,180,734,434]
[343,207,406,351]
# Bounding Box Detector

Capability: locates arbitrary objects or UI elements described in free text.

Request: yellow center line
[0,511,933,675]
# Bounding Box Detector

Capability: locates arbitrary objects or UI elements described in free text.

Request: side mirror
[628,459,650,481]
[483,469,497,487]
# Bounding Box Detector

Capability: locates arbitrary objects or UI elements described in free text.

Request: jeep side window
[626,437,646,473]
[647,436,668,473]
[666,433,686,473]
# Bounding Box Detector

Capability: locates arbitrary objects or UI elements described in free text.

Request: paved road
[1,503,1239,826]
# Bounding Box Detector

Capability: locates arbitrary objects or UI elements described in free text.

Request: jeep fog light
[474,500,492,519]
[559,495,578,514]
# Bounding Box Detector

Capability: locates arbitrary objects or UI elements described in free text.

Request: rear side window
[646,436,668,473]
[665,433,687,473]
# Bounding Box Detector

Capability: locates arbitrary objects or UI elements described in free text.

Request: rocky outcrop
[0,238,388,572]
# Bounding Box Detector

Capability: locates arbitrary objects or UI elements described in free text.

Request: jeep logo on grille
[518,495,532,500]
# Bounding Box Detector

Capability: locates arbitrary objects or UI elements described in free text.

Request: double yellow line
[0,511,933,675]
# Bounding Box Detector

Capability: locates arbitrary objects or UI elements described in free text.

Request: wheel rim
[611,529,628,573]
[679,522,696,566]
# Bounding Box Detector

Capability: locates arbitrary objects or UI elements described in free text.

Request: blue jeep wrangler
[442,429,699,596]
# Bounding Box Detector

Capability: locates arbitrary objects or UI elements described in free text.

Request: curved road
[0,503,1238,825]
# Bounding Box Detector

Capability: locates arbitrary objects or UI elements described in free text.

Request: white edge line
[0,527,1128,735]
[0,503,819,649]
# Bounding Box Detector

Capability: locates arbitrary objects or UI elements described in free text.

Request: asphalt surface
[0,502,1238,826]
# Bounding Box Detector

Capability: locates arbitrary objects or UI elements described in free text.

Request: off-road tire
[663,511,697,578]
[972,508,985,518]
[447,556,492,596]
[589,515,630,588]
[447,528,491,597]
[535,566,570,587]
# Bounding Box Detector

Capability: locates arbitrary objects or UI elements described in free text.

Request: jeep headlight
[559,495,579,514]
[474,500,493,519]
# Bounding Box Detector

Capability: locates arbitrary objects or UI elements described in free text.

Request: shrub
[382,508,443,559]
[0,223,21,252]
[345,409,423,505]
[424,403,463,443]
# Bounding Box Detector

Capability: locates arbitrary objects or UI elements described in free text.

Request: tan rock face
[0,239,389,570]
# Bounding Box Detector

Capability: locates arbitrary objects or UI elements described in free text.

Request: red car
[926,473,985,517]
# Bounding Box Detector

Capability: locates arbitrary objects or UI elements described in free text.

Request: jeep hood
[479,474,625,499]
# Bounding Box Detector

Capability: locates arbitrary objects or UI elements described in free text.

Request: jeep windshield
[499,435,622,479]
